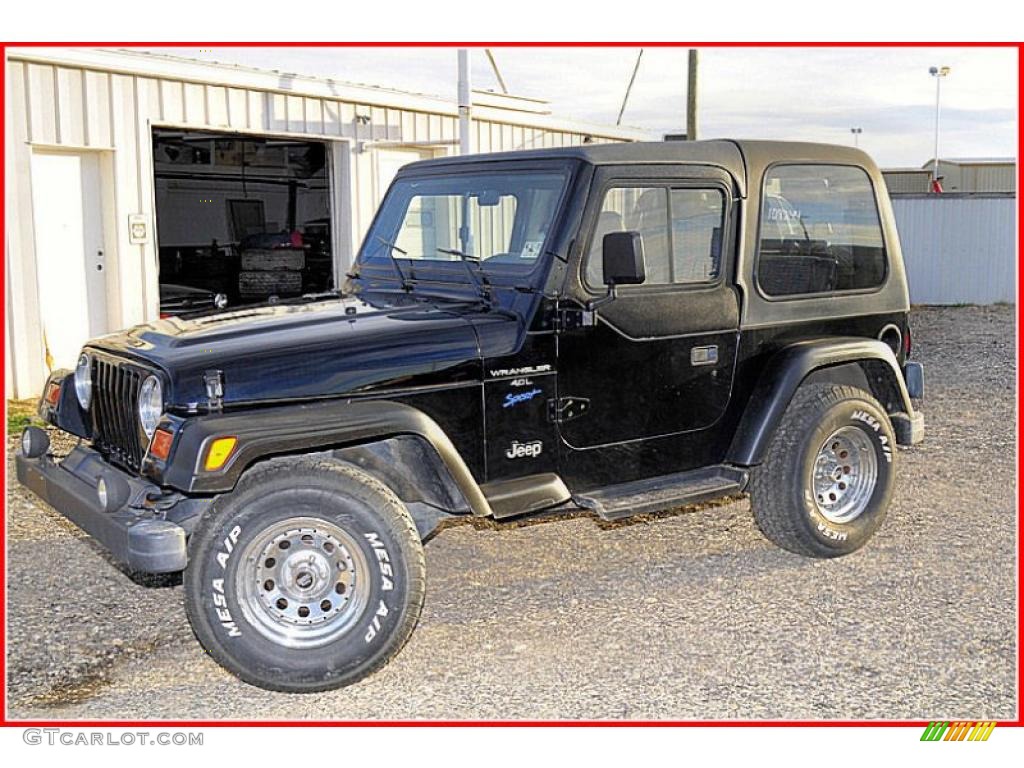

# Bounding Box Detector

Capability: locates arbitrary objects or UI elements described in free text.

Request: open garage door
[152,129,333,316]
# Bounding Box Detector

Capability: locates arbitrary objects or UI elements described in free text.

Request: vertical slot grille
[90,357,145,470]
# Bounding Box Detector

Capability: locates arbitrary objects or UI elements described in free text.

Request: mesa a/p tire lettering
[210,524,243,638]
[184,457,425,693]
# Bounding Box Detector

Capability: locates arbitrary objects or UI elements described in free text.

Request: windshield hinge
[555,307,596,332]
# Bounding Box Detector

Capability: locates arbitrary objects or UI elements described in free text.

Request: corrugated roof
[922,157,1017,167]
[7,47,648,141]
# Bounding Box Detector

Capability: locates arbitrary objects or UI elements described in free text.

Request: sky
[158,46,1018,167]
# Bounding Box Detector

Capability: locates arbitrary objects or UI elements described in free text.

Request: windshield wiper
[437,247,492,305]
[374,236,415,292]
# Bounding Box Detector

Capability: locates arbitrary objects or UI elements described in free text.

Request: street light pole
[929,66,950,184]
[850,127,862,147]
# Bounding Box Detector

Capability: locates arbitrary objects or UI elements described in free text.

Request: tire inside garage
[152,129,333,316]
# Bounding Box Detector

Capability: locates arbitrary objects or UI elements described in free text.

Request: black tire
[750,383,896,558]
[184,457,425,692]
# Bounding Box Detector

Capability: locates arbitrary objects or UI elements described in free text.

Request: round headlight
[214,293,229,310]
[138,375,163,438]
[74,354,92,409]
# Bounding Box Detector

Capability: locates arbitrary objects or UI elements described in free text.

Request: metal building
[881,167,933,195]
[920,157,1017,193]
[5,48,644,398]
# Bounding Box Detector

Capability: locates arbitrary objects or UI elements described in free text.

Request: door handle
[690,345,719,366]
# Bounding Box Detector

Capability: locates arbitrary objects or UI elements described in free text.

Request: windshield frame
[353,158,581,291]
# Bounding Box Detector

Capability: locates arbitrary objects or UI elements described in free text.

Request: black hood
[85,295,521,408]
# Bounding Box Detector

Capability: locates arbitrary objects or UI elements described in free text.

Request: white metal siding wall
[5,55,631,398]
[963,165,1016,194]
[891,194,1017,305]
[882,171,932,194]
[935,161,1016,193]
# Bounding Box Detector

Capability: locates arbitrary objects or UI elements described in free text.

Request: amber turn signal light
[45,382,60,405]
[150,428,174,461]
[204,436,238,471]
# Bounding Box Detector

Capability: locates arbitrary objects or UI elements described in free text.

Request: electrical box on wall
[128,214,150,245]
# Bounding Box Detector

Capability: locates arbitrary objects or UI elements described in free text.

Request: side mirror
[602,231,646,286]
[586,232,646,311]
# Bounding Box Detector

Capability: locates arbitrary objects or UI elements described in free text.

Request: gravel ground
[5,305,1017,721]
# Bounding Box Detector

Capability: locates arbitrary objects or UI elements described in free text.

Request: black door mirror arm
[585,285,618,311]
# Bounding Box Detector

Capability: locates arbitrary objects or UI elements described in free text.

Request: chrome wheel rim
[811,426,878,524]
[236,517,370,649]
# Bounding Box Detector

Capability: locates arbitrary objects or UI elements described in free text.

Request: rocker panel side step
[575,465,749,522]
[481,473,572,519]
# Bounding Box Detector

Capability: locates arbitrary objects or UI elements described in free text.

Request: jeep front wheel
[184,457,425,692]
[750,383,896,558]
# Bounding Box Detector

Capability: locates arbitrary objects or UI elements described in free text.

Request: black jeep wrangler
[18,140,924,692]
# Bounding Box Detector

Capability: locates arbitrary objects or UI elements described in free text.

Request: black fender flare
[146,399,494,517]
[727,337,917,467]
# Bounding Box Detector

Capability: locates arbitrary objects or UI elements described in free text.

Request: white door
[29,151,108,372]
[375,148,435,204]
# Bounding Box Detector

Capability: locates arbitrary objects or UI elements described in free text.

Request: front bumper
[16,444,193,573]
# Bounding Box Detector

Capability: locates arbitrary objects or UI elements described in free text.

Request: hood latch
[203,369,224,412]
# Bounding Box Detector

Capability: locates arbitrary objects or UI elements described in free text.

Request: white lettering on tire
[210,525,243,637]
[850,409,893,464]
[816,522,849,542]
[211,577,242,637]
[364,599,390,643]
[216,525,242,569]
[364,532,394,591]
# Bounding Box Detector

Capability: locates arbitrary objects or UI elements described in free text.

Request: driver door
[555,165,741,480]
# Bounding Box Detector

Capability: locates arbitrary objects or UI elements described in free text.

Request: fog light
[96,472,131,512]
[21,426,49,458]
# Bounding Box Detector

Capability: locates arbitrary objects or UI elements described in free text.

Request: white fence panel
[891,194,1016,305]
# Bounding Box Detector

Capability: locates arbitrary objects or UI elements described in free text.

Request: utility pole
[458,49,473,155]
[929,66,950,184]
[687,49,699,141]
[850,127,862,147]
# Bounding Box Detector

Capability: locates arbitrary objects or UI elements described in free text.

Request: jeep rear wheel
[750,383,895,558]
[184,457,425,692]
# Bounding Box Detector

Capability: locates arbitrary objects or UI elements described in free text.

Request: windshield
[358,170,569,281]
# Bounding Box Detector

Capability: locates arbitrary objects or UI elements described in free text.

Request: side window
[757,165,886,297]
[586,185,725,287]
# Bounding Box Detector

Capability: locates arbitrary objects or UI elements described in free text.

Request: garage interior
[152,129,333,313]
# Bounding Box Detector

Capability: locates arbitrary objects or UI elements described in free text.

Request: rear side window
[757,165,886,297]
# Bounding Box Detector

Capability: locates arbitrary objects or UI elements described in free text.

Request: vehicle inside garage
[152,129,333,315]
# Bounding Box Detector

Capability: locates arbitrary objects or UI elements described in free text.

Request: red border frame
[1,40,1020,729]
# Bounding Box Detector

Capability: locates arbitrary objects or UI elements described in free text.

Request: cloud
[156,46,1018,167]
